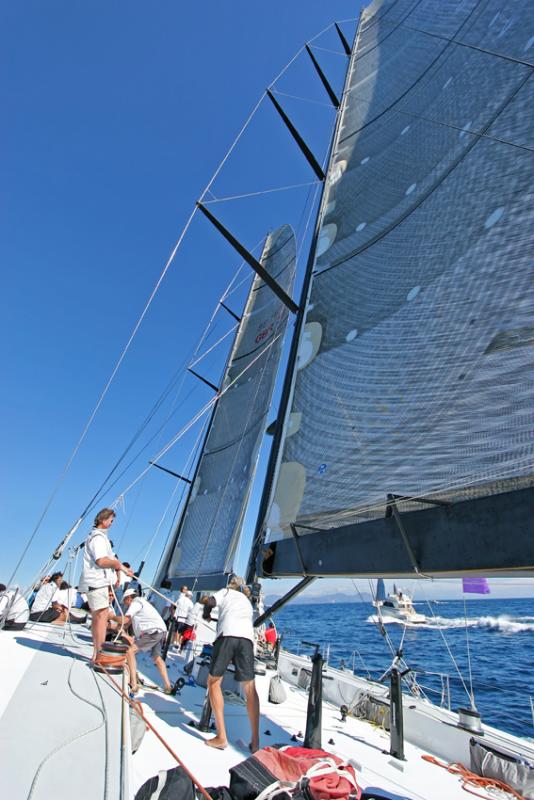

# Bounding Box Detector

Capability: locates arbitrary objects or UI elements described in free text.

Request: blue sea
[275,598,534,740]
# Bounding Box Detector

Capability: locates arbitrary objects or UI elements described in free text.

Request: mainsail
[163,225,296,590]
[257,0,534,578]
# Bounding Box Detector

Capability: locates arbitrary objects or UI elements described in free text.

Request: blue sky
[2,1,532,602]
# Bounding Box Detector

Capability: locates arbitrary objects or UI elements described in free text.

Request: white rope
[132,414,210,567]
[188,322,239,369]
[272,89,337,109]
[202,180,321,204]
[115,331,284,502]
[310,44,347,57]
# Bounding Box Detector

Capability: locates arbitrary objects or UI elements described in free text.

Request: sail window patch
[484,207,505,230]
[407,286,421,302]
[316,224,337,257]
[405,183,417,196]
[346,329,358,342]
[401,125,410,136]
[329,160,347,185]
[356,222,367,232]
[443,77,452,89]
[360,156,370,165]
[524,34,534,51]
[297,322,322,370]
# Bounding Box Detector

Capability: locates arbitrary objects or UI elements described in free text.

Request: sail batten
[259,0,534,578]
[164,225,296,591]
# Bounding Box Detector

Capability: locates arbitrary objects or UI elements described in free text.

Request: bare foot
[205,736,228,750]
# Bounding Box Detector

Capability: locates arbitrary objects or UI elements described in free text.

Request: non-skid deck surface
[0,623,126,800]
[131,651,474,800]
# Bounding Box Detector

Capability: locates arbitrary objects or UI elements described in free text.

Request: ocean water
[275,598,534,740]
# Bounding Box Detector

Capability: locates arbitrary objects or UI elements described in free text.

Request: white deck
[1,622,529,800]
[132,648,479,800]
[0,621,128,800]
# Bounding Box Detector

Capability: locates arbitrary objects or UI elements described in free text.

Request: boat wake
[367,614,534,633]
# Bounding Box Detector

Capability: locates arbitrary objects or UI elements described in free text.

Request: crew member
[29,572,65,623]
[203,574,259,752]
[0,584,30,630]
[173,585,193,647]
[112,588,173,694]
[79,508,133,663]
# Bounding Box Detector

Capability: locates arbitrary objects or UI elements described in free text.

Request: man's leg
[153,655,172,691]
[127,644,139,692]
[206,675,228,748]
[91,608,109,660]
[241,679,260,752]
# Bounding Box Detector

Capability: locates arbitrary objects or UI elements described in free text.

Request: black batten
[196,202,298,314]
[305,45,340,108]
[266,91,326,182]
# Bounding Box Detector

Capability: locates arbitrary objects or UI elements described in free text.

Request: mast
[246,20,358,583]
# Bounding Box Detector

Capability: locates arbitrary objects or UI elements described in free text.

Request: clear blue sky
[2,1,532,602]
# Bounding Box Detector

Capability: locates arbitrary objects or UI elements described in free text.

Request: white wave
[367,613,534,633]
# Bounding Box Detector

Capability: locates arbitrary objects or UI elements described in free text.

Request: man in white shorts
[203,574,259,752]
[112,588,173,694]
[79,507,133,663]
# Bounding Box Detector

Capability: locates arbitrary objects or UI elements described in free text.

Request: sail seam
[316,70,533,278]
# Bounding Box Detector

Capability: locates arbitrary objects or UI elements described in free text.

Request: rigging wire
[12,15,341,583]
[463,596,476,708]
[202,180,322,204]
[114,331,285,504]
[271,90,338,109]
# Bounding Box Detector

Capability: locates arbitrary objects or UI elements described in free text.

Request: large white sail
[259,0,534,577]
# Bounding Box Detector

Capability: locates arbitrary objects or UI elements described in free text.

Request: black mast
[246,20,358,584]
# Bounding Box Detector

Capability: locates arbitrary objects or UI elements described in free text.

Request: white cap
[122,588,138,600]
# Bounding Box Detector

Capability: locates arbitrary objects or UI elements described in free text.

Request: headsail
[163,225,296,590]
[257,0,534,578]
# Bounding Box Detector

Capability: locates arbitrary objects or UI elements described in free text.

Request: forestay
[165,225,296,590]
[261,0,534,576]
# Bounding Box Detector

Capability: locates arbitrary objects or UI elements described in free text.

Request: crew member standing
[79,508,133,663]
[203,574,259,752]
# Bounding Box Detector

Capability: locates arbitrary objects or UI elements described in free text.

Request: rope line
[421,754,524,800]
[202,180,321,204]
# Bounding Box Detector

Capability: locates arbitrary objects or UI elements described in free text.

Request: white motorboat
[374,581,427,625]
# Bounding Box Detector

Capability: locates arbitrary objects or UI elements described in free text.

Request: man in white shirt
[203,574,259,752]
[112,588,172,694]
[29,572,66,624]
[0,585,30,630]
[78,507,133,663]
[173,586,193,647]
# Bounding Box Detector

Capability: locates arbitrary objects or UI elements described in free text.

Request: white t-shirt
[126,597,166,639]
[79,529,115,590]
[212,588,253,642]
[31,582,59,613]
[186,601,204,627]
[0,588,30,625]
[174,593,193,622]
[56,587,77,609]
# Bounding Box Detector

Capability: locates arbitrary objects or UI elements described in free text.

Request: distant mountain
[265,591,373,606]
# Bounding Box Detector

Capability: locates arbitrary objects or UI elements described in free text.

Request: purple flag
[462,577,490,594]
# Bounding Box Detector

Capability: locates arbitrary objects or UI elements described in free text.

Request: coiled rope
[421,754,525,800]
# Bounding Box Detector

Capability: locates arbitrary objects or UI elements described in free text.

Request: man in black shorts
[203,575,259,752]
